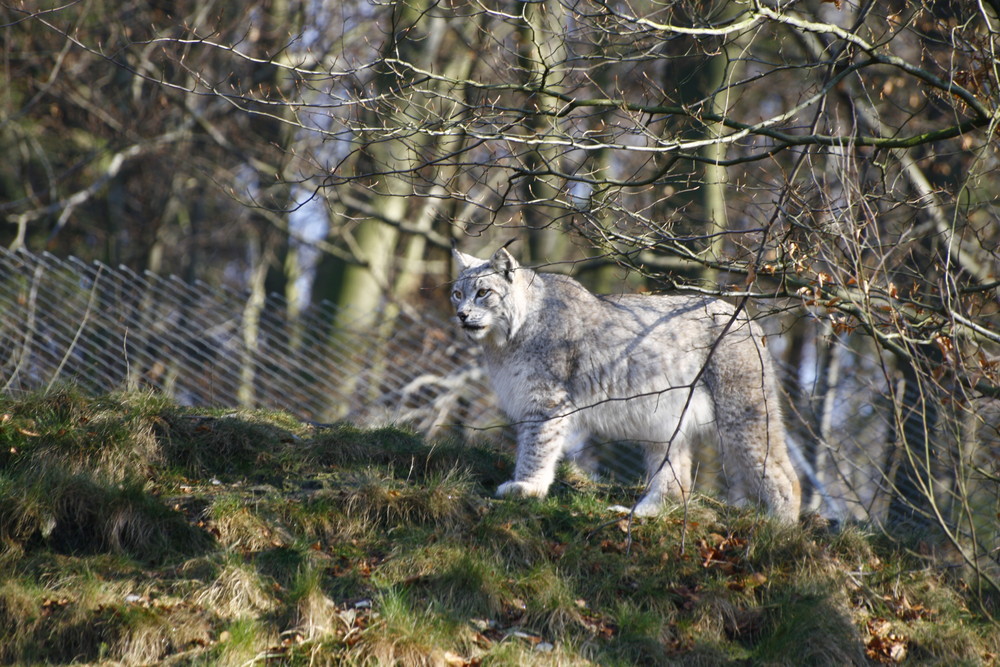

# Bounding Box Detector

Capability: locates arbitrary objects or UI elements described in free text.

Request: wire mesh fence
[1,247,996,554]
[0,247,502,441]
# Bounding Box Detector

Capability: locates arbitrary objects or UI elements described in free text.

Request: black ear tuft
[490,247,518,282]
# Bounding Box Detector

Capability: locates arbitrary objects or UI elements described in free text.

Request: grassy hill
[0,389,996,665]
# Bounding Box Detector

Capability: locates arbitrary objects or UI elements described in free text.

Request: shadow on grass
[1,389,996,666]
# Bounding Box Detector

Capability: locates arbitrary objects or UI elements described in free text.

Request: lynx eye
[476,288,491,299]
[451,290,462,300]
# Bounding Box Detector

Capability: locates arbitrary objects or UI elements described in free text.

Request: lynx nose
[457,311,468,322]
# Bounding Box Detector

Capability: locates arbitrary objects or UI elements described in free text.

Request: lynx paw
[496,480,549,499]
[607,500,661,517]
[632,495,664,518]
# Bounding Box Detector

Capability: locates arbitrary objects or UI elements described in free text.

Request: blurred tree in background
[2,0,999,591]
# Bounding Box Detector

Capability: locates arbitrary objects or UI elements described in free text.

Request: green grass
[0,387,997,665]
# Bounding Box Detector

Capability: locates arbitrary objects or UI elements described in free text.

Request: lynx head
[451,245,528,345]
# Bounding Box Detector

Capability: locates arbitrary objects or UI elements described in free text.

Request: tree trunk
[886,353,938,531]
[516,0,568,265]
[700,44,730,286]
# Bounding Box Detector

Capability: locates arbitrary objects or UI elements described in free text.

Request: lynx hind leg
[633,441,692,517]
[707,338,801,521]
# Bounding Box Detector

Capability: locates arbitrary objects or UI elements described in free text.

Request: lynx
[451,246,801,520]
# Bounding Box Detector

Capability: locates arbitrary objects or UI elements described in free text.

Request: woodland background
[2,0,999,590]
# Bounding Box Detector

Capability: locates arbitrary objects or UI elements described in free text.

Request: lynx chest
[484,357,540,421]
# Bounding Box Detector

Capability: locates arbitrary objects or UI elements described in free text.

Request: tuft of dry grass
[195,553,277,618]
[212,616,277,667]
[207,493,283,552]
[287,561,342,641]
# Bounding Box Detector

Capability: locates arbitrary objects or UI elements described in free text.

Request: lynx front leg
[497,411,570,499]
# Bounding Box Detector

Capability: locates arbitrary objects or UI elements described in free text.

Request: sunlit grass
[0,389,996,665]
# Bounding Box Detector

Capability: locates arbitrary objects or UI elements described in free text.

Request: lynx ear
[490,247,518,282]
[452,244,481,273]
